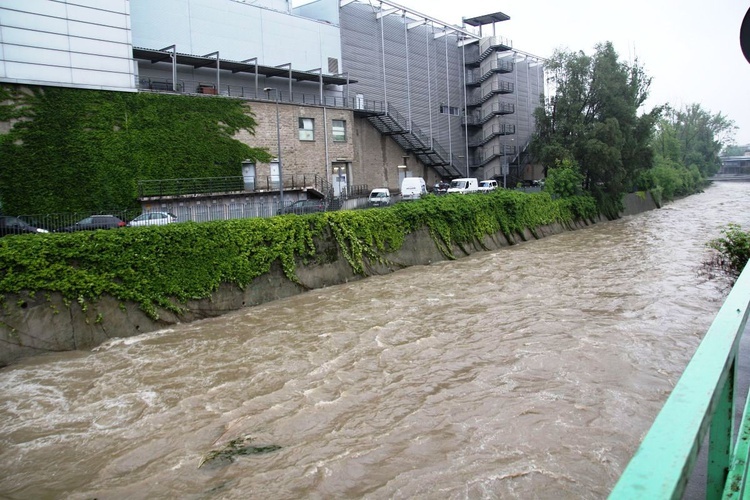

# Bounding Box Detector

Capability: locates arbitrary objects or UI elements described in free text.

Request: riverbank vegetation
[705,224,750,282]
[531,42,736,214]
[0,190,597,319]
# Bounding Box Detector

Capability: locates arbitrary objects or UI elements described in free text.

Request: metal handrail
[609,264,750,498]
[137,174,325,198]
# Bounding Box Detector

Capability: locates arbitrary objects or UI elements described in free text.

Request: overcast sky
[326,0,750,146]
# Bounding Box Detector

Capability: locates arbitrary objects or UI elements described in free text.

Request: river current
[2,182,750,499]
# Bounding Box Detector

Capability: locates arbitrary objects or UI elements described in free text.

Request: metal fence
[2,186,376,235]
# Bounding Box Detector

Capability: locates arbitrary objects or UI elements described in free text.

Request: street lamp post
[264,87,284,210]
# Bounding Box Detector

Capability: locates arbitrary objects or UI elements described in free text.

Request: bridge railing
[609,263,750,498]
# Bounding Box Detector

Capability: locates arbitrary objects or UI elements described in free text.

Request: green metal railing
[610,264,750,499]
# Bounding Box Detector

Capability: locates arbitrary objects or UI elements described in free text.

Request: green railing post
[708,363,734,498]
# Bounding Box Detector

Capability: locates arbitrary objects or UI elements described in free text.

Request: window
[332,119,346,142]
[440,105,460,116]
[299,117,314,141]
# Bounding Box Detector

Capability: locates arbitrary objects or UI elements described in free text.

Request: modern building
[0,0,545,211]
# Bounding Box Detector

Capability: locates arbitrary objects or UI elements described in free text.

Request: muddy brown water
[2,182,750,499]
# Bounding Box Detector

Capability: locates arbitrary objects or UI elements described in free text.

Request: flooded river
[2,182,750,499]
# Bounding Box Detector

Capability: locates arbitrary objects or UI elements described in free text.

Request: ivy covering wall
[0,85,270,214]
[0,190,598,320]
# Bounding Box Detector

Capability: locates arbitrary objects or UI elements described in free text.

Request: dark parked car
[433,180,450,195]
[58,215,126,232]
[0,216,49,237]
[278,199,326,215]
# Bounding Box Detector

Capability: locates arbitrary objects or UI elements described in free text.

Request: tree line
[531,41,739,215]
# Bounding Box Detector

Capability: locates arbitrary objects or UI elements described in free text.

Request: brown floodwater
[1,182,750,499]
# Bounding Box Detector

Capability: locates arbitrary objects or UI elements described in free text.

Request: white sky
[323,0,750,146]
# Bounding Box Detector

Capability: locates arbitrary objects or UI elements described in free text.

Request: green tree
[544,158,585,198]
[647,104,736,199]
[722,144,747,156]
[530,42,661,204]
[667,104,736,177]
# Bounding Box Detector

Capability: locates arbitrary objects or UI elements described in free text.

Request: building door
[242,162,255,190]
[270,161,280,189]
[332,162,348,197]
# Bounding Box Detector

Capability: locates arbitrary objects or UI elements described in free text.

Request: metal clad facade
[0,0,136,91]
[340,2,470,173]
[338,2,544,179]
[130,0,341,70]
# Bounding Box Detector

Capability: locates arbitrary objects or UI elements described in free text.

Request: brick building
[0,0,545,209]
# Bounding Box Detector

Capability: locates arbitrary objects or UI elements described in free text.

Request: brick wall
[235,101,434,194]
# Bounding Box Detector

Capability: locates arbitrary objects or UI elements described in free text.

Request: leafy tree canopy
[722,144,747,157]
[530,42,661,202]
[655,104,736,179]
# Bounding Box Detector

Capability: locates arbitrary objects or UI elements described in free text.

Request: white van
[368,188,391,207]
[447,178,479,194]
[478,179,498,193]
[401,177,427,201]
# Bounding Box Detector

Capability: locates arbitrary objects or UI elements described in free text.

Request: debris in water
[199,436,281,468]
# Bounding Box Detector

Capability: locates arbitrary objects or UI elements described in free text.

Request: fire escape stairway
[472,145,516,169]
[467,81,515,108]
[506,139,533,185]
[367,104,464,178]
[473,37,513,65]
[468,124,516,148]
[466,60,515,88]
[463,102,516,128]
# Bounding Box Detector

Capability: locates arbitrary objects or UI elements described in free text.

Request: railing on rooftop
[609,264,750,499]
[137,77,387,113]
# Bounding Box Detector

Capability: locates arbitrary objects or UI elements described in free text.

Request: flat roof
[133,47,355,86]
[463,12,511,27]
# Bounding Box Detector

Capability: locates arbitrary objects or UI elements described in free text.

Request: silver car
[126,212,177,227]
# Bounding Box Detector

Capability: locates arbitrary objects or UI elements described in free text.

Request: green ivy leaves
[0,86,271,214]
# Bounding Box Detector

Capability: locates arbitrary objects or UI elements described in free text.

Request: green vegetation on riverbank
[0,190,597,319]
[707,224,750,281]
[532,42,734,213]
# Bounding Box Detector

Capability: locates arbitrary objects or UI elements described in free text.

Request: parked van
[478,179,498,193]
[401,177,427,201]
[447,177,479,194]
[368,188,391,207]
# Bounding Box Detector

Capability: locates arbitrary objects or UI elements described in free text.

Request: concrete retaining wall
[0,192,657,367]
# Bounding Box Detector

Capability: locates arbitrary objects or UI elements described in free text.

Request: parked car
[126,211,178,227]
[58,215,126,232]
[368,188,391,207]
[277,199,326,215]
[0,216,49,237]
[433,180,450,195]
[478,180,498,193]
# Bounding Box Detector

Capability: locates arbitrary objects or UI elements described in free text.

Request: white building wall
[130,0,340,72]
[0,0,136,91]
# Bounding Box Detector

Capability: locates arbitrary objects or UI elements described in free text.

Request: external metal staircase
[468,124,516,148]
[471,144,516,169]
[365,104,464,178]
[465,36,513,67]
[466,80,515,107]
[463,102,516,127]
[466,59,514,87]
